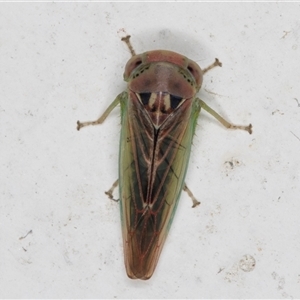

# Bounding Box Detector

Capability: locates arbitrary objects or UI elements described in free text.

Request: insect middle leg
[199,99,253,134]
[77,92,126,131]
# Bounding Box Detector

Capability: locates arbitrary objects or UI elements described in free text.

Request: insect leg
[183,183,200,208]
[121,35,136,56]
[199,99,253,134]
[77,92,125,131]
[105,179,119,202]
[202,58,222,74]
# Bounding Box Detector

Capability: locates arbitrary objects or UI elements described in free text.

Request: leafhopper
[77,36,252,280]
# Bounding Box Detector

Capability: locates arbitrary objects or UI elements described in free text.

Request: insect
[77,35,252,280]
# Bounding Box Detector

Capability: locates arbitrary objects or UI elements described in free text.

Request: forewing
[119,92,201,279]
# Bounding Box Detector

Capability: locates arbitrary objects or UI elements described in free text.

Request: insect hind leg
[105,179,119,202]
[183,184,200,208]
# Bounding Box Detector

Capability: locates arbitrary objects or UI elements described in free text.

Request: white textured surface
[1,2,300,298]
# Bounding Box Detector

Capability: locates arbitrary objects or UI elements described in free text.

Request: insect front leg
[199,99,253,134]
[202,58,222,74]
[77,92,126,131]
[121,35,136,57]
[183,184,200,208]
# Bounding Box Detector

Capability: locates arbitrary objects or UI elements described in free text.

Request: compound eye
[132,58,142,69]
[187,64,197,78]
[187,61,202,86]
[125,56,142,77]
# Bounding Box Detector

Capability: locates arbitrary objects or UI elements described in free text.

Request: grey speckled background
[1,2,299,298]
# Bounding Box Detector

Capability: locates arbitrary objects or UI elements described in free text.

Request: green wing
[118,92,201,279]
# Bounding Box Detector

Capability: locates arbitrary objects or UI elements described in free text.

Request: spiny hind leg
[183,183,200,208]
[105,179,119,202]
